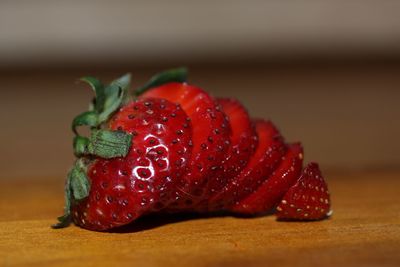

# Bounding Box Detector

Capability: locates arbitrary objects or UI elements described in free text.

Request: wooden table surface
[1,171,399,267]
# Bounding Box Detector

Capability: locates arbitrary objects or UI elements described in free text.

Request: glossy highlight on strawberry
[72,98,193,230]
[53,68,332,231]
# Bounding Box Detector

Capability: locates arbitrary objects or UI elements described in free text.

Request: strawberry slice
[194,98,258,212]
[276,162,331,220]
[231,143,303,214]
[206,99,258,195]
[140,83,231,209]
[207,119,286,211]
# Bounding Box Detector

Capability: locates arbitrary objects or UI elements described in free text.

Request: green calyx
[52,159,90,229]
[53,73,133,229]
[54,68,189,229]
[72,73,133,157]
[73,73,132,134]
[74,130,132,159]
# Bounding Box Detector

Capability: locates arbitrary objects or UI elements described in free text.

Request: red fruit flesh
[72,98,192,230]
[141,83,230,209]
[194,98,257,212]
[231,143,303,215]
[206,98,258,196]
[276,162,331,220]
[208,120,286,211]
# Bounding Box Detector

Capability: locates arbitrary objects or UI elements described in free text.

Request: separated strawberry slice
[140,83,231,209]
[231,143,303,215]
[276,162,332,220]
[207,120,286,211]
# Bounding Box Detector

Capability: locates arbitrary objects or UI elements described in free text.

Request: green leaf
[52,159,91,229]
[72,130,132,159]
[80,76,105,113]
[69,159,90,200]
[135,67,188,96]
[73,136,90,157]
[110,73,131,93]
[72,111,98,135]
[87,129,132,159]
[97,84,122,123]
[73,74,131,133]
[52,214,71,229]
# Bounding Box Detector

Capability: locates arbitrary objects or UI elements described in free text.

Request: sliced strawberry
[140,83,231,209]
[208,98,258,192]
[72,98,192,230]
[276,162,331,220]
[191,98,258,212]
[231,143,303,215]
[55,71,333,232]
[207,119,286,211]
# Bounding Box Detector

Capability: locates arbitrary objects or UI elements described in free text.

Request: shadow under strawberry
[107,212,229,233]
[107,210,281,233]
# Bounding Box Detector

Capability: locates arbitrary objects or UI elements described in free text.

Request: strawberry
[53,68,332,231]
[208,119,286,211]
[231,143,303,214]
[71,98,192,230]
[276,162,331,220]
[140,83,231,210]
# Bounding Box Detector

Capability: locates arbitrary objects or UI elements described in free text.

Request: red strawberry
[71,98,192,230]
[276,162,331,220]
[231,143,303,214]
[208,119,286,211]
[140,83,231,209]
[54,69,332,231]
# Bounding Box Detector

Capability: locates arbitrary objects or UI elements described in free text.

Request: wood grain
[1,171,399,267]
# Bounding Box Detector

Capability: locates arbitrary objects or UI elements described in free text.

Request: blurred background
[1,0,399,180]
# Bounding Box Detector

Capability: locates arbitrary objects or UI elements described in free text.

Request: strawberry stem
[135,67,188,96]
